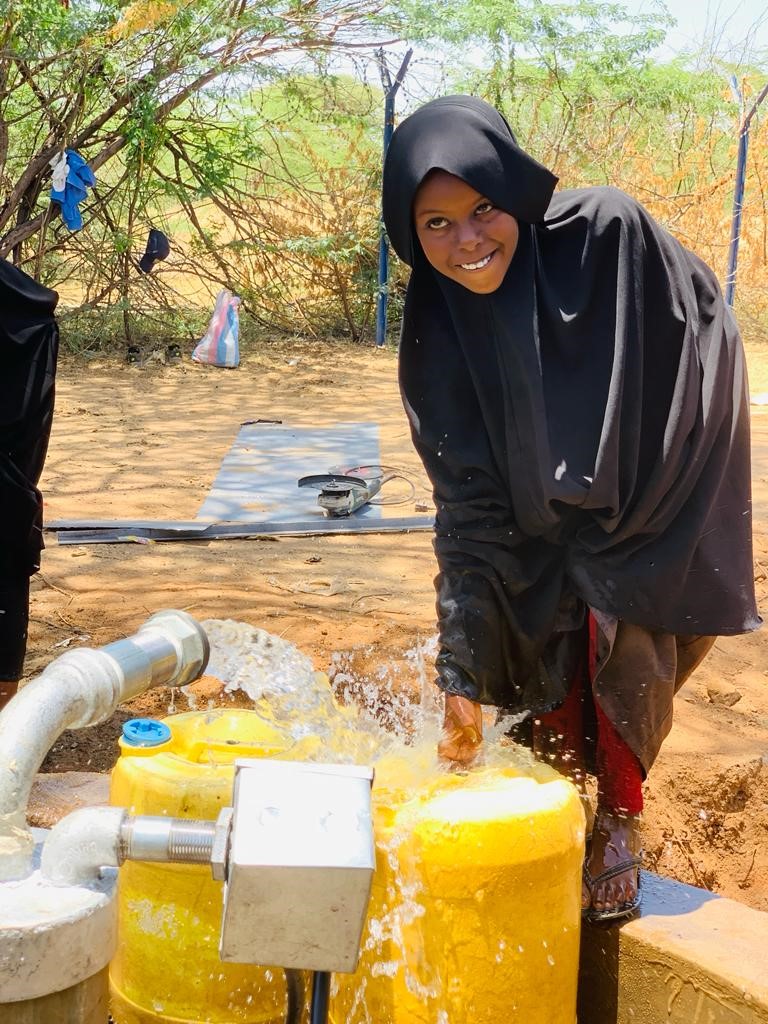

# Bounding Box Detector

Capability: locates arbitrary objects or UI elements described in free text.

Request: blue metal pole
[725,127,749,307]
[376,90,395,347]
[375,49,412,348]
[725,78,768,307]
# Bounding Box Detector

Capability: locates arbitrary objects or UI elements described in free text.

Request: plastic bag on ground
[192,289,240,368]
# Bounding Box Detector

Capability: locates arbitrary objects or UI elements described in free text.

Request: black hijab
[383,95,760,711]
[1,260,59,576]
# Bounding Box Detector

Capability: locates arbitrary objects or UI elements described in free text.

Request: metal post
[725,77,768,307]
[375,48,412,347]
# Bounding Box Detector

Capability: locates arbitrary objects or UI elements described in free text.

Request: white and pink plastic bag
[192,289,241,368]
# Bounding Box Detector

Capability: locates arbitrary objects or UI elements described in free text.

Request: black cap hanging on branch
[138,228,171,273]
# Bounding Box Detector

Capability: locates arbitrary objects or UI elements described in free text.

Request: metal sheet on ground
[53,517,434,545]
[49,421,435,543]
[196,421,388,524]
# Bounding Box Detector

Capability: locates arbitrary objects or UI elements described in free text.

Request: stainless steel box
[219,759,375,973]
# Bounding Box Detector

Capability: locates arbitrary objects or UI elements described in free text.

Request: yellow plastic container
[331,761,584,1024]
[109,709,292,1024]
[109,705,583,1024]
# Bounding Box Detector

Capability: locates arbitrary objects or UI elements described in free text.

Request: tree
[397,0,671,111]
[398,0,768,326]
[161,76,382,341]
[0,0,390,264]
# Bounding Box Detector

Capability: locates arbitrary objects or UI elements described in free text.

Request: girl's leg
[531,636,594,911]
[594,699,644,816]
[532,637,589,791]
[591,612,644,817]
[587,613,644,916]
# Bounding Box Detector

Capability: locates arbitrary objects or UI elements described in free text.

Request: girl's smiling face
[413,170,519,293]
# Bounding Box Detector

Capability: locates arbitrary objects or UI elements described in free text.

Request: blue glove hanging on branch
[49,149,96,231]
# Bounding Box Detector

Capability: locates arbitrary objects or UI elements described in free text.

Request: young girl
[382,95,760,921]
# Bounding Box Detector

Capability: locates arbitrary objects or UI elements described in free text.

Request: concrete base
[578,872,768,1023]
[0,966,109,1023]
[0,842,117,1002]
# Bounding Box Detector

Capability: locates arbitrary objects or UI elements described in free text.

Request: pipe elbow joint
[41,805,127,886]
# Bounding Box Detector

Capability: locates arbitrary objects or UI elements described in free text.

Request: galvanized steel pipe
[0,610,209,881]
[119,815,217,865]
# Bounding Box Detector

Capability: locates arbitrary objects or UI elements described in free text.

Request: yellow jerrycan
[109,709,293,1024]
[331,758,584,1024]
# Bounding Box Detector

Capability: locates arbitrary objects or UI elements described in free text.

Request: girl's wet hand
[438,694,483,767]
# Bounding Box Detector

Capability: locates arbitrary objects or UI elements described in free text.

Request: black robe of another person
[1,260,59,577]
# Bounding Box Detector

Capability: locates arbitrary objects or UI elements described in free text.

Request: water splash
[182,619,579,1024]
[194,619,451,777]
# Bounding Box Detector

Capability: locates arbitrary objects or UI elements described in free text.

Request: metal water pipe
[0,609,209,882]
[31,759,374,1024]
[375,47,412,348]
[0,611,209,1019]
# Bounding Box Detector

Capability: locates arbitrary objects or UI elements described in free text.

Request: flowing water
[194,617,538,779]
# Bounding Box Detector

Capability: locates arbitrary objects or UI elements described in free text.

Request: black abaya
[382,96,759,722]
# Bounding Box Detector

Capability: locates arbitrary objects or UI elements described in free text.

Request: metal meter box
[219,759,375,973]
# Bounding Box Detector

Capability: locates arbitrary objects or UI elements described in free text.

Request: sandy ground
[24,337,768,911]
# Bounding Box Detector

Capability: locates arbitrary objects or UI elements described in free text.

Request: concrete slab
[578,872,768,1023]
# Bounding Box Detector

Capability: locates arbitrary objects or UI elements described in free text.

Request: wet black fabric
[1,260,59,577]
[383,96,760,712]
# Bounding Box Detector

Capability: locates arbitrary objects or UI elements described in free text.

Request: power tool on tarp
[298,465,406,517]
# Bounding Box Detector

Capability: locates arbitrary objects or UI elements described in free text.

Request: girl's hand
[438,694,483,767]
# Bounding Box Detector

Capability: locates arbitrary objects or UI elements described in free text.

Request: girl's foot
[582,808,642,919]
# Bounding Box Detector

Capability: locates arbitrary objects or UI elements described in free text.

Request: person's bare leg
[0,680,18,713]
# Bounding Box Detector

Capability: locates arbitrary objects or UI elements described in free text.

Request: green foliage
[0,0,391,347]
[0,0,387,258]
[399,0,671,108]
[4,0,767,348]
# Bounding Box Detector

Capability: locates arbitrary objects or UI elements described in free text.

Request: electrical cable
[340,464,417,506]
[310,970,331,1024]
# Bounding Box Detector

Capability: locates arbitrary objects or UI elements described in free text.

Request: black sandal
[582,856,643,922]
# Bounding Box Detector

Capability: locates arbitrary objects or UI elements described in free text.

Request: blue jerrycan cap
[122,717,172,747]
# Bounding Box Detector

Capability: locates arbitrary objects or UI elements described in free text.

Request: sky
[629,0,768,61]
[381,0,768,112]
